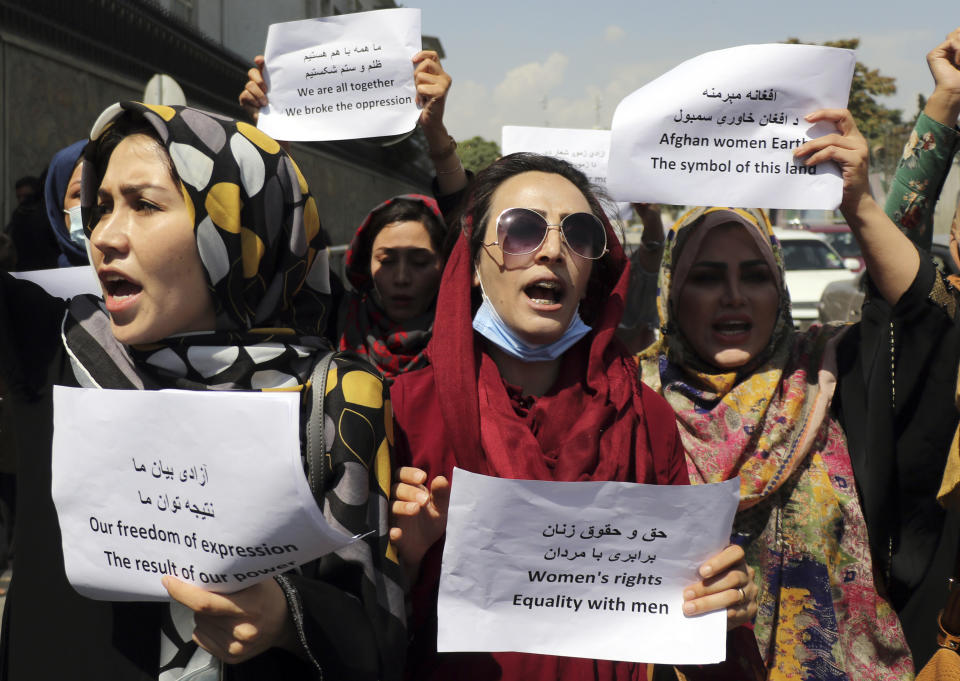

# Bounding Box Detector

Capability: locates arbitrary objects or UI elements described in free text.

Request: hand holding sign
[794,109,870,214]
[255,8,422,142]
[162,576,294,664]
[435,469,744,665]
[607,43,856,209]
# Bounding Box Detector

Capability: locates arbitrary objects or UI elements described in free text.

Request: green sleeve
[883,112,960,250]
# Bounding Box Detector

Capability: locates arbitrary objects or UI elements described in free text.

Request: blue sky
[410,1,956,142]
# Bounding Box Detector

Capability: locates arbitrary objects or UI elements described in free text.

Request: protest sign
[11,266,101,299]
[437,468,740,665]
[502,126,612,190]
[257,8,421,142]
[501,126,633,221]
[52,386,358,600]
[608,44,855,209]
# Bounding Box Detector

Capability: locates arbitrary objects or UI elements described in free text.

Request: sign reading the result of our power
[608,44,856,209]
[52,387,358,601]
[437,468,740,665]
[257,8,421,142]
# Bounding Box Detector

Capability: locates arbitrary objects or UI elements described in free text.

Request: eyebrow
[97,183,170,200]
[373,246,435,254]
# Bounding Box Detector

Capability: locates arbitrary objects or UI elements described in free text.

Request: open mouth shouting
[99,270,143,313]
[524,277,566,310]
[711,315,753,344]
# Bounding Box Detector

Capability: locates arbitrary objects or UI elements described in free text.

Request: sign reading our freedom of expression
[52,387,358,601]
[437,468,740,665]
[257,8,422,142]
[607,44,856,209]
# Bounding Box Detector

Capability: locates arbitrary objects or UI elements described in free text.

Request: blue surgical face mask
[64,206,86,248]
[471,273,592,362]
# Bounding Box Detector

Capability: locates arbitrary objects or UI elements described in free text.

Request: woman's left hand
[793,109,870,216]
[162,576,296,663]
[682,544,757,630]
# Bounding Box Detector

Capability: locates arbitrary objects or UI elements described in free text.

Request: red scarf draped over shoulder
[424,209,685,482]
[393,207,687,681]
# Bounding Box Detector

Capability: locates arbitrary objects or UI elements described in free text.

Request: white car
[773,229,857,327]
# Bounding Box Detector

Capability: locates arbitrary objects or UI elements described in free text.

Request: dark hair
[355,198,448,273]
[463,152,619,323]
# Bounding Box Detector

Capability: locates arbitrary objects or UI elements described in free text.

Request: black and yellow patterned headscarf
[63,103,406,679]
[66,101,332,391]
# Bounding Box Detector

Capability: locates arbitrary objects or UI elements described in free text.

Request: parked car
[806,223,864,272]
[773,229,857,328]
[818,234,959,324]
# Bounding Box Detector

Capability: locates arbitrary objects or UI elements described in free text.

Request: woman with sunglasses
[388,153,759,681]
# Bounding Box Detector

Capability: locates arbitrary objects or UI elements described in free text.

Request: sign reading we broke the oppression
[608,44,856,209]
[257,8,422,142]
[437,468,740,665]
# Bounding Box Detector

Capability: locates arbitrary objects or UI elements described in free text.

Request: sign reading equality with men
[608,44,856,209]
[257,8,422,142]
[437,468,740,665]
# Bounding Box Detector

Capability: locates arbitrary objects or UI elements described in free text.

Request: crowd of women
[0,24,959,681]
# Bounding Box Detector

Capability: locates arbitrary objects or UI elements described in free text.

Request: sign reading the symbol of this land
[608,44,855,209]
[437,468,740,665]
[257,8,421,142]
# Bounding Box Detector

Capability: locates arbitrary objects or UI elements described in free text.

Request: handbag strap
[305,351,336,507]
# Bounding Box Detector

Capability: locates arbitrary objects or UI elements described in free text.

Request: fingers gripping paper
[437,468,740,665]
[257,8,422,142]
[607,44,855,209]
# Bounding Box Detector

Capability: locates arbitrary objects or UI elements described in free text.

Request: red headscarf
[338,194,444,379]
[394,167,689,681]
[424,191,682,485]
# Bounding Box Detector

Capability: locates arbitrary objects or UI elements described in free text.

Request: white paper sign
[608,44,855,209]
[11,266,101,299]
[503,126,613,190]
[52,386,357,601]
[257,8,422,142]
[437,468,740,665]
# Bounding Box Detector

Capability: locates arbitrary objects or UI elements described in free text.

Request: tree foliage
[785,37,913,188]
[458,136,501,174]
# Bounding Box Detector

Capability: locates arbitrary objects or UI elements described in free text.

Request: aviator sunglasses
[484,207,608,260]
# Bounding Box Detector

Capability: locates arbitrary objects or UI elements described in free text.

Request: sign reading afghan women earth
[607,44,856,209]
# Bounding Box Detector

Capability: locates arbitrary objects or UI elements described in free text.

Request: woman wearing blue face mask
[42,140,89,266]
[387,153,761,681]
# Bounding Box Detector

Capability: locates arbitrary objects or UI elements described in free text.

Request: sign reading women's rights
[437,469,740,665]
[608,44,855,209]
[257,8,421,141]
[52,386,359,601]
